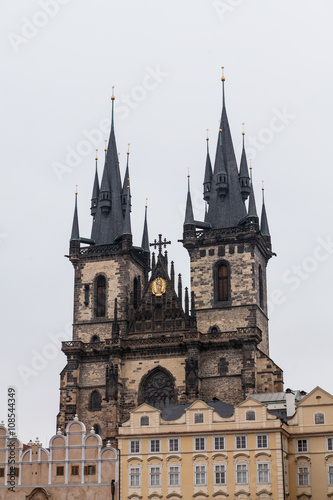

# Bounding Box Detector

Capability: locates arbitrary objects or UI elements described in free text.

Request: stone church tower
[57,77,283,442]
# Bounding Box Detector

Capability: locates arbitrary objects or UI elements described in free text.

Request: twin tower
[57,76,283,442]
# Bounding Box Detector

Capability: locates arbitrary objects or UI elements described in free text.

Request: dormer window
[194,412,204,424]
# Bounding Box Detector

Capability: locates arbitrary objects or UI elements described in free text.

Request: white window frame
[194,464,207,486]
[235,435,248,450]
[328,465,333,485]
[194,412,204,424]
[168,438,180,453]
[194,436,206,451]
[129,466,141,487]
[213,435,226,451]
[296,439,308,453]
[214,463,226,485]
[235,462,248,484]
[315,412,324,424]
[256,434,269,449]
[168,464,181,486]
[257,461,270,484]
[149,465,161,487]
[129,439,141,454]
[149,439,161,453]
[297,465,310,486]
[327,437,333,451]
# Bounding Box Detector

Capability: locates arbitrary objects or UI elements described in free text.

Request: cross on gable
[150,234,171,255]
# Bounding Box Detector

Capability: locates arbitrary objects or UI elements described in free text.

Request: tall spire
[141,200,149,252]
[122,184,132,236]
[91,87,124,244]
[70,189,80,241]
[184,172,194,225]
[239,124,251,201]
[205,69,246,229]
[122,144,132,216]
[91,150,100,218]
[260,183,270,237]
[203,130,213,202]
[247,165,258,218]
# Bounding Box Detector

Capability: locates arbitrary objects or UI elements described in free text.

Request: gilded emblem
[152,277,166,296]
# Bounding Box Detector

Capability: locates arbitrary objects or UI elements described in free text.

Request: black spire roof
[70,192,79,241]
[247,169,258,218]
[205,75,247,228]
[141,204,149,252]
[184,176,195,225]
[239,130,251,201]
[91,91,124,244]
[260,188,270,237]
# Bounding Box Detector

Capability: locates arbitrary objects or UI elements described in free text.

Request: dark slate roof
[122,189,132,236]
[260,197,270,237]
[203,140,213,185]
[91,162,99,201]
[91,100,124,244]
[184,179,195,225]
[247,181,258,218]
[161,400,234,421]
[239,137,250,181]
[141,206,149,252]
[205,84,247,228]
[70,193,79,241]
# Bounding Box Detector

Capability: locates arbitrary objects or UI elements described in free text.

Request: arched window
[93,423,100,435]
[259,265,264,309]
[138,368,176,410]
[96,276,106,317]
[217,263,229,302]
[90,391,101,411]
[140,416,149,426]
[91,335,100,343]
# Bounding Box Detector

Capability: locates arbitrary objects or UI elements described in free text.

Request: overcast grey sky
[1,0,333,444]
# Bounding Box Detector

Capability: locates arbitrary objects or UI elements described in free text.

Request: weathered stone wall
[190,242,269,355]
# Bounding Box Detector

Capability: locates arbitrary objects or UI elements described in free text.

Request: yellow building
[118,398,285,499]
[0,416,118,499]
[118,387,333,499]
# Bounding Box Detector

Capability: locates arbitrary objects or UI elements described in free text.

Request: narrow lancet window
[218,264,228,302]
[96,276,106,317]
[259,265,264,309]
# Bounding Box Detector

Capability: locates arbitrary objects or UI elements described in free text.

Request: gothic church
[57,76,283,443]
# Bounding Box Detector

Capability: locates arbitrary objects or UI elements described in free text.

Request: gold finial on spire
[187,167,190,179]
[219,119,222,133]
[262,180,264,191]
[127,143,130,155]
[95,149,98,161]
[242,123,245,136]
[118,152,120,164]
[221,66,225,82]
[145,197,148,208]
[75,184,78,195]
[206,129,209,141]
[111,85,115,101]
[104,139,107,152]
